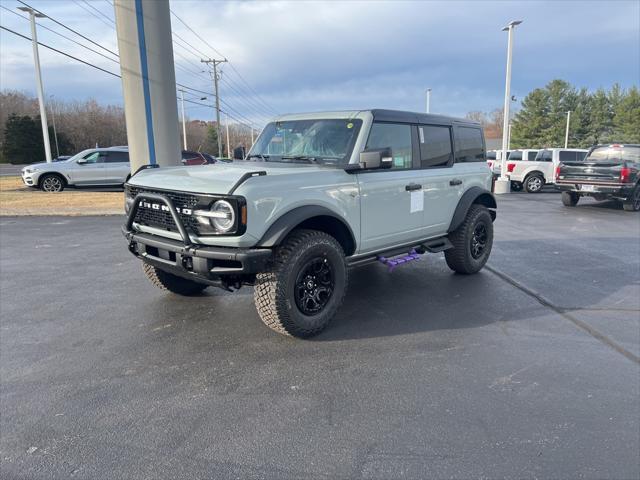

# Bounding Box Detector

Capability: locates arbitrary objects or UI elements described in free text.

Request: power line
[1,25,121,78]
[17,0,118,58]
[1,5,120,65]
[73,0,115,29]
[81,0,115,26]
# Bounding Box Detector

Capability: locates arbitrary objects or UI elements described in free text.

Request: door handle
[449,179,462,186]
[405,183,422,191]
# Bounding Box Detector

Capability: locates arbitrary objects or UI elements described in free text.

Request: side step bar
[347,236,453,269]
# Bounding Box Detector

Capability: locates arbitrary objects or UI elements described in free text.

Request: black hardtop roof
[371,109,480,127]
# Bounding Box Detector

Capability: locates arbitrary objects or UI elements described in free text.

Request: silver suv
[21,147,130,192]
[123,109,497,337]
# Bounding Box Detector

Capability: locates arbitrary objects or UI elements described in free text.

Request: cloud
[1,0,638,125]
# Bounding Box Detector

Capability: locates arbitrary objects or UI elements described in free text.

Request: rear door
[356,122,423,253]
[104,151,130,183]
[415,123,459,236]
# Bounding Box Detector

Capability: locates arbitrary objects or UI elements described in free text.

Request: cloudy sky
[1,0,638,126]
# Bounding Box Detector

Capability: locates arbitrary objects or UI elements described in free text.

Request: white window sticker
[410,191,424,213]
[419,127,425,143]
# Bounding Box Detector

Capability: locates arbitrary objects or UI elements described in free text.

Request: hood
[23,162,49,170]
[127,161,331,195]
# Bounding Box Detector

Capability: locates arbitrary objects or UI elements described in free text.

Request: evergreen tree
[613,86,640,143]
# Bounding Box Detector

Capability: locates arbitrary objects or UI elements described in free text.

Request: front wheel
[622,185,640,211]
[40,174,65,192]
[561,191,580,207]
[142,263,208,295]
[254,229,347,338]
[524,174,544,193]
[445,204,493,274]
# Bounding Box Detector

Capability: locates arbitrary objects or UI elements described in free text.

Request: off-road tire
[623,185,640,211]
[39,173,66,192]
[445,204,493,274]
[254,229,348,338]
[562,191,580,207]
[524,173,544,193]
[143,263,208,295]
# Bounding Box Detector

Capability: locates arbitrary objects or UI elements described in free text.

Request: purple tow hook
[377,249,421,272]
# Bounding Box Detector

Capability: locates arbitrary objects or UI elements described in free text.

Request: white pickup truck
[508,148,588,193]
[486,150,511,178]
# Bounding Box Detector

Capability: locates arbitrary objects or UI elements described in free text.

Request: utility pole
[225,113,231,159]
[564,110,571,148]
[201,58,227,157]
[495,19,523,195]
[425,88,432,113]
[49,95,60,158]
[19,7,52,163]
[179,89,187,150]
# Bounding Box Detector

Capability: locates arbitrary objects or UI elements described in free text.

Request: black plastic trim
[448,187,497,233]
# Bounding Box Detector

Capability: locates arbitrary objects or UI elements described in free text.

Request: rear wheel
[254,229,347,338]
[622,185,640,211]
[524,174,544,193]
[510,181,523,192]
[561,191,580,207]
[40,173,65,192]
[142,263,208,295]
[445,204,493,274]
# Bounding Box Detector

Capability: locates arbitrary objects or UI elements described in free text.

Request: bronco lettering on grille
[140,201,193,215]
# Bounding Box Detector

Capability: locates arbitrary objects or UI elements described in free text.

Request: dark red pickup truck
[556,144,640,211]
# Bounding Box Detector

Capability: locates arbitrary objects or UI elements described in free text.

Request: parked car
[21,147,131,192]
[486,149,511,177]
[507,148,588,193]
[123,109,497,338]
[181,150,217,165]
[556,144,640,211]
[504,149,539,190]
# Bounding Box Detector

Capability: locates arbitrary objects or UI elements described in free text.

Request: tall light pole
[179,89,187,150]
[49,95,60,158]
[564,110,571,148]
[495,19,522,195]
[507,123,512,150]
[425,88,432,113]
[19,6,52,163]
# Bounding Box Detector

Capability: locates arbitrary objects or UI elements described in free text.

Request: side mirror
[76,158,87,164]
[359,148,393,170]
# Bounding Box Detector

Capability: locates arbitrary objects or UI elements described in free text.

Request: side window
[508,151,522,161]
[559,151,576,162]
[104,151,129,163]
[527,151,538,161]
[455,127,485,162]
[366,123,412,170]
[418,125,452,168]
[82,152,103,164]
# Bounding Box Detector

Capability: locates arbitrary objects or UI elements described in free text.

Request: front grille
[127,186,205,235]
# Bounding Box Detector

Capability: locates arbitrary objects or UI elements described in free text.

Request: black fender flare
[448,187,497,233]
[256,205,356,250]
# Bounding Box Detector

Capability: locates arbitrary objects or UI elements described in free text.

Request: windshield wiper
[281,155,321,164]
[246,154,270,161]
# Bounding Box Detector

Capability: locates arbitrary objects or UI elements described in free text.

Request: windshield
[248,119,363,165]
[586,145,640,163]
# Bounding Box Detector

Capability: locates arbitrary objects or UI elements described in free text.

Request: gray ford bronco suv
[123,109,496,338]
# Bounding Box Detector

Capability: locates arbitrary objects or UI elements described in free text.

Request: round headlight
[211,200,235,232]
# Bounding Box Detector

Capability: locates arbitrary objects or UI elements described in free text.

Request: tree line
[0,90,254,163]
[467,80,639,149]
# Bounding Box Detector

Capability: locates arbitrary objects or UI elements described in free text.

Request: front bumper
[21,172,37,186]
[123,192,272,282]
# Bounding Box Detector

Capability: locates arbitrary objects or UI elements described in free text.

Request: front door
[356,122,424,253]
[70,151,107,184]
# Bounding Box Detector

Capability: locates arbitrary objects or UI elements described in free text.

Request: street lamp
[18,6,53,163]
[425,88,432,113]
[495,19,522,195]
[49,95,60,158]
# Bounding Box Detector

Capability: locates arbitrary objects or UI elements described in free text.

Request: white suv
[21,147,131,192]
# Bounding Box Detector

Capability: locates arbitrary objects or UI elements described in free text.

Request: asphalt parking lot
[1,192,639,479]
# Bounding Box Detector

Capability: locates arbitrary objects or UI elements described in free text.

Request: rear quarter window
[455,127,485,162]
